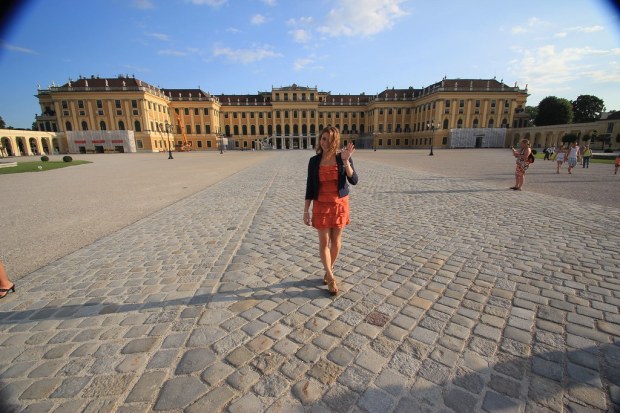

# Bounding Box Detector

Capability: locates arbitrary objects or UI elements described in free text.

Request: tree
[535,97,573,126]
[0,116,5,129]
[572,95,605,123]
[561,133,579,144]
[525,106,538,126]
[31,121,38,131]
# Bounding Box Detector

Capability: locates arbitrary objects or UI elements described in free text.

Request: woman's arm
[303,199,311,226]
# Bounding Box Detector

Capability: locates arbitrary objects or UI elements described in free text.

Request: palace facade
[2,75,533,156]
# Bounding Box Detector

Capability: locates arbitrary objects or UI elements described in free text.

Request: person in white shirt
[567,141,581,174]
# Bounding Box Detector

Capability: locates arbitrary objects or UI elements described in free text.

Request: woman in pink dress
[304,127,358,296]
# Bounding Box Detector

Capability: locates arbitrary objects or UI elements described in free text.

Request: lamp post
[427,120,437,156]
[219,133,224,154]
[164,123,174,159]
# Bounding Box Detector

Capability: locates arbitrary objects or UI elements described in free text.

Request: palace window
[196,125,201,134]
[100,121,106,130]
[115,100,121,109]
[132,100,138,109]
[78,100,84,109]
[62,100,68,109]
[204,108,209,115]
[97,100,103,109]
[185,108,189,115]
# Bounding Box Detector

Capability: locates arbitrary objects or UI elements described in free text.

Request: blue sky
[0,0,619,129]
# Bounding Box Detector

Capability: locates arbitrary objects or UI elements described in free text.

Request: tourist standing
[582,144,592,168]
[304,126,358,296]
[510,139,533,191]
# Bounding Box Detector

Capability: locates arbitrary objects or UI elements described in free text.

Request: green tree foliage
[0,116,5,129]
[561,133,579,144]
[525,106,538,126]
[572,95,605,123]
[536,97,573,126]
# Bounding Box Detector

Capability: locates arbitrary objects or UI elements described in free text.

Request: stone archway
[16,137,27,156]
[29,138,39,155]
[1,137,13,157]
[52,138,60,154]
[41,138,51,155]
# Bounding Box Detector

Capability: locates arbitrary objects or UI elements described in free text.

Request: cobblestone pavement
[1,151,619,413]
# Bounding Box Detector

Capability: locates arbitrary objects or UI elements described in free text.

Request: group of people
[544,142,592,173]
[513,140,620,191]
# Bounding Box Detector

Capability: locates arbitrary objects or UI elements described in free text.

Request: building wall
[34,76,530,153]
[0,130,63,157]
[508,118,620,149]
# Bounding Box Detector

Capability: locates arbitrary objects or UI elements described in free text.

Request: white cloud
[294,57,314,71]
[261,0,277,5]
[251,14,266,25]
[554,25,605,37]
[317,0,408,37]
[511,17,548,35]
[158,49,188,57]
[188,0,227,6]
[132,0,154,9]
[573,25,604,33]
[287,17,314,27]
[148,33,170,41]
[291,29,311,43]
[510,45,620,96]
[213,45,282,63]
[226,27,241,34]
[1,42,37,54]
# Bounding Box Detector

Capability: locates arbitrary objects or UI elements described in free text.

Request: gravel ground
[354,148,620,209]
[0,148,618,281]
[0,151,276,280]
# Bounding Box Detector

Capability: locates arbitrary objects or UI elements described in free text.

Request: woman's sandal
[0,284,15,299]
[324,275,339,296]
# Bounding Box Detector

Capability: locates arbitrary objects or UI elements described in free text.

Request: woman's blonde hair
[316,126,340,155]
[520,139,531,147]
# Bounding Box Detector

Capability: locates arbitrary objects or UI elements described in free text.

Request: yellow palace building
[2,75,532,156]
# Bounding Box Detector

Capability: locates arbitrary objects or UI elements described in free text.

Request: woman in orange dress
[304,126,358,296]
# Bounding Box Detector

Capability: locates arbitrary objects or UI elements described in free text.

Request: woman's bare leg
[329,227,343,270]
[317,229,333,278]
[317,229,338,295]
[0,261,14,298]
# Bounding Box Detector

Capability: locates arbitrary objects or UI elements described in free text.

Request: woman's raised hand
[341,142,355,161]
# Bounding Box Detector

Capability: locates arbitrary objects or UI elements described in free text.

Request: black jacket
[305,153,359,200]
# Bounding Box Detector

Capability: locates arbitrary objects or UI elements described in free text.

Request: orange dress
[312,165,350,229]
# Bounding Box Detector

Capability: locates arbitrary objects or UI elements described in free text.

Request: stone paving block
[125,371,167,403]
[292,379,323,405]
[226,365,260,391]
[228,393,265,413]
[20,378,62,399]
[444,386,479,413]
[175,347,216,374]
[186,385,236,413]
[81,374,134,398]
[482,390,521,413]
[121,338,157,354]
